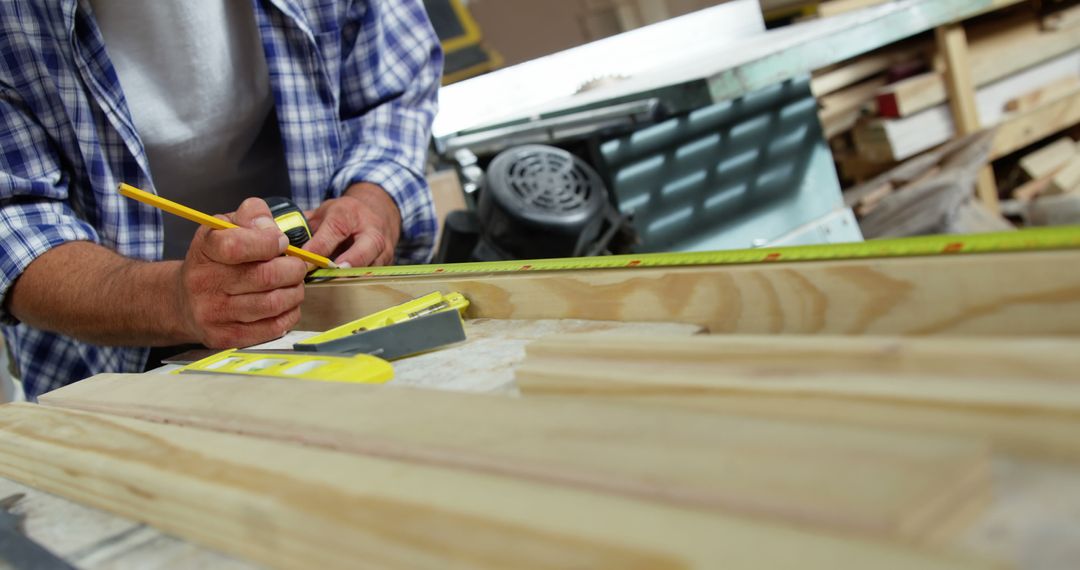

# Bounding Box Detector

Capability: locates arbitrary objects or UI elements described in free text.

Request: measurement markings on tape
[309,227,1080,280]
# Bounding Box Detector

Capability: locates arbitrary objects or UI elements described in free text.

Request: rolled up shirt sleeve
[0,91,98,324]
[329,0,443,265]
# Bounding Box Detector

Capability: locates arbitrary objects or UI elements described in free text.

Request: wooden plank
[0,405,986,570]
[1042,3,1080,32]
[514,333,1080,461]
[992,87,1080,159]
[299,251,1080,337]
[1018,137,1077,180]
[1005,75,1080,113]
[936,24,981,133]
[935,23,999,211]
[520,333,1080,383]
[40,374,993,541]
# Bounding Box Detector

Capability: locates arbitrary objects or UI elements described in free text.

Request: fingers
[201,224,288,265]
[333,230,394,268]
[222,257,309,295]
[224,284,305,324]
[234,197,276,230]
[303,210,352,258]
[202,307,302,349]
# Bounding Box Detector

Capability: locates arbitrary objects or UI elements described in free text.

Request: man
[0,1,442,399]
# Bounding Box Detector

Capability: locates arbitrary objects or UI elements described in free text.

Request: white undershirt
[89,0,291,259]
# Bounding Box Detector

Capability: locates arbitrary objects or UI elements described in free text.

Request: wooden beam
[300,251,1080,337]
[935,24,999,211]
[39,374,992,541]
[0,405,982,570]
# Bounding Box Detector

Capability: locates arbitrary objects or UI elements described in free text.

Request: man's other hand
[303,183,401,268]
[178,198,307,348]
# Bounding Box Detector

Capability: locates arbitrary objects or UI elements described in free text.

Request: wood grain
[300,251,1080,336]
[41,374,992,541]
[520,333,1080,383]
[0,404,989,570]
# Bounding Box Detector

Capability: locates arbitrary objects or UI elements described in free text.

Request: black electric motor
[437,145,628,262]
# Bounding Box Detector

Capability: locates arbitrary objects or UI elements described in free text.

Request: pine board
[0,404,990,570]
[299,251,1080,337]
[513,334,1080,461]
[40,374,992,541]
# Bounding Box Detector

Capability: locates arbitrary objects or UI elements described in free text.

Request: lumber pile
[813,2,1080,231]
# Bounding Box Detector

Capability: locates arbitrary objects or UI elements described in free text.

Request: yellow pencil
[118,183,336,269]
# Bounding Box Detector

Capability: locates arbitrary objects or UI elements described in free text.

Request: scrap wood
[0,404,989,570]
[41,373,993,542]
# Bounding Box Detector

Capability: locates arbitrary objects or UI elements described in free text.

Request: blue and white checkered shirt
[0,0,442,398]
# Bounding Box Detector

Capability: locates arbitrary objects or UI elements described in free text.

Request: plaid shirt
[0,0,442,399]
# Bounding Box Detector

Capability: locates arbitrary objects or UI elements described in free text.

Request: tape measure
[309,226,1080,280]
[265,197,312,249]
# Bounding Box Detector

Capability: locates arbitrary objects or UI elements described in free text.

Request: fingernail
[337,261,352,269]
[254,217,276,229]
[278,234,289,251]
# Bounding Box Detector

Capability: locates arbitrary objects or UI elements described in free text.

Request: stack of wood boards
[851,5,1080,164]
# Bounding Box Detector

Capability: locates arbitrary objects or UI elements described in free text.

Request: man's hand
[178,198,308,348]
[303,183,401,268]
